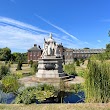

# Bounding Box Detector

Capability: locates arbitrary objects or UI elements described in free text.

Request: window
[66,52,68,55]
[70,52,72,56]
[30,52,32,56]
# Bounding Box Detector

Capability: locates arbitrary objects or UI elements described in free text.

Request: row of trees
[90,42,110,61]
[0,47,11,61]
[106,43,110,53]
[0,47,27,62]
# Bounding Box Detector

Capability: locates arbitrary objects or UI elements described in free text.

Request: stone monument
[36,33,65,79]
[19,33,77,87]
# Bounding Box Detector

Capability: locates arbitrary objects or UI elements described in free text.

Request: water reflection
[63,91,85,103]
[0,90,15,104]
[0,91,85,104]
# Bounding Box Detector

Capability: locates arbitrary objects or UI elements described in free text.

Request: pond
[38,91,85,104]
[0,91,85,104]
[63,91,85,103]
[0,91,16,104]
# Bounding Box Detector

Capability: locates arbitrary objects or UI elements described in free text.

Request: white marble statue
[41,43,48,58]
[41,33,61,58]
[55,44,60,57]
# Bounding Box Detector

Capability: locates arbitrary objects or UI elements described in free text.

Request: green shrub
[37,84,56,92]
[14,87,37,104]
[90,52,110,61]
[85,60,110,103]
[14,84,57,104]
[2,75,20,93]
[16,61,22,70]
[0,65,10,80]
[80,58,85,65]
[29,60,33,68]
[14,71,23,79]
[77,70,85,77]
[63,63,76,75]
[69,84,84,93]
[106,43,110,53]
[76,60,80,66]
[31,62,38,74]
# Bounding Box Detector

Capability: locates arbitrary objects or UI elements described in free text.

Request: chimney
[38,45,41,49]
[34,44,37,47]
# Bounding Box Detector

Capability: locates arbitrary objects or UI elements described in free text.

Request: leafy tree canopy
[11,52,27,62]
[106,43,110,53]
[83,47,90,49]
[0,47,11,61]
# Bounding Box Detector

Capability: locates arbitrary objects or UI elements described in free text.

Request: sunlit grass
[10,64,31,75]
[0,104,110,110]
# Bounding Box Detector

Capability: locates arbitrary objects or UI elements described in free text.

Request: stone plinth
[36,56,65,78]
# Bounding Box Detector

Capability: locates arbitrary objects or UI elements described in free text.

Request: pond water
[0,91,16,104]
[0,91,85,104]
[63,91,85,103]
[38,91,85,104]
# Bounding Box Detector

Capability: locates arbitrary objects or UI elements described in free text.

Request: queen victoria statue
[36,33,65,78]
[41,33,60,58]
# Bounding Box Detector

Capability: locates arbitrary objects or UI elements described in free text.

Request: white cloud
[0,16,50,34]
[0,25,46,50]
[84,42,89,44]
[0,16,94,52]
[0,17,52,52]
[35,14,79,41]
[34,14,97,49]
[97,40,101,43]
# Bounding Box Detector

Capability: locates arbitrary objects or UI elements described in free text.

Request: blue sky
[0,0,110,52]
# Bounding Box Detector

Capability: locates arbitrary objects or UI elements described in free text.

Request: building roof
[28,44,41,51]
[64,47,73,51]
[73,49,105,53]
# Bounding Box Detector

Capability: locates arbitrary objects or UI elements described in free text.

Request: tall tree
[11,52,22,62]
[0,47,11,61]
[11,52,27,62]
[106,43,110,52]
[106,31,110,52]
[108,30,110,37]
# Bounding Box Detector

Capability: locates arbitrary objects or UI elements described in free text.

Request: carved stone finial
[50,33,52,38]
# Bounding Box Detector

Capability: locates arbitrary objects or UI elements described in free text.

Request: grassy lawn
[0,104,110,110]
[10,64,31,75]
[75,60,88,77]
[0,62,31,75]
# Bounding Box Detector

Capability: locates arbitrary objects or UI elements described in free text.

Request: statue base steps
[19,75,75,87]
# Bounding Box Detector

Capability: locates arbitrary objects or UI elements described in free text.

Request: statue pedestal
[36,56,65,78]
[19,34,76,87]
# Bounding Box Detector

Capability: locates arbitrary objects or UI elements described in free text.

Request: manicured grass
[0,62,31,75]
[0,103,110,110]
[10,64,31,74]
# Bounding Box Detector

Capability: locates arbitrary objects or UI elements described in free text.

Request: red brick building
[57,43,64,57]
[73,49,105,59]
[64,48,74,64]
[27,43,64,63]
[27,44,105,64]
[28,44,42,62]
